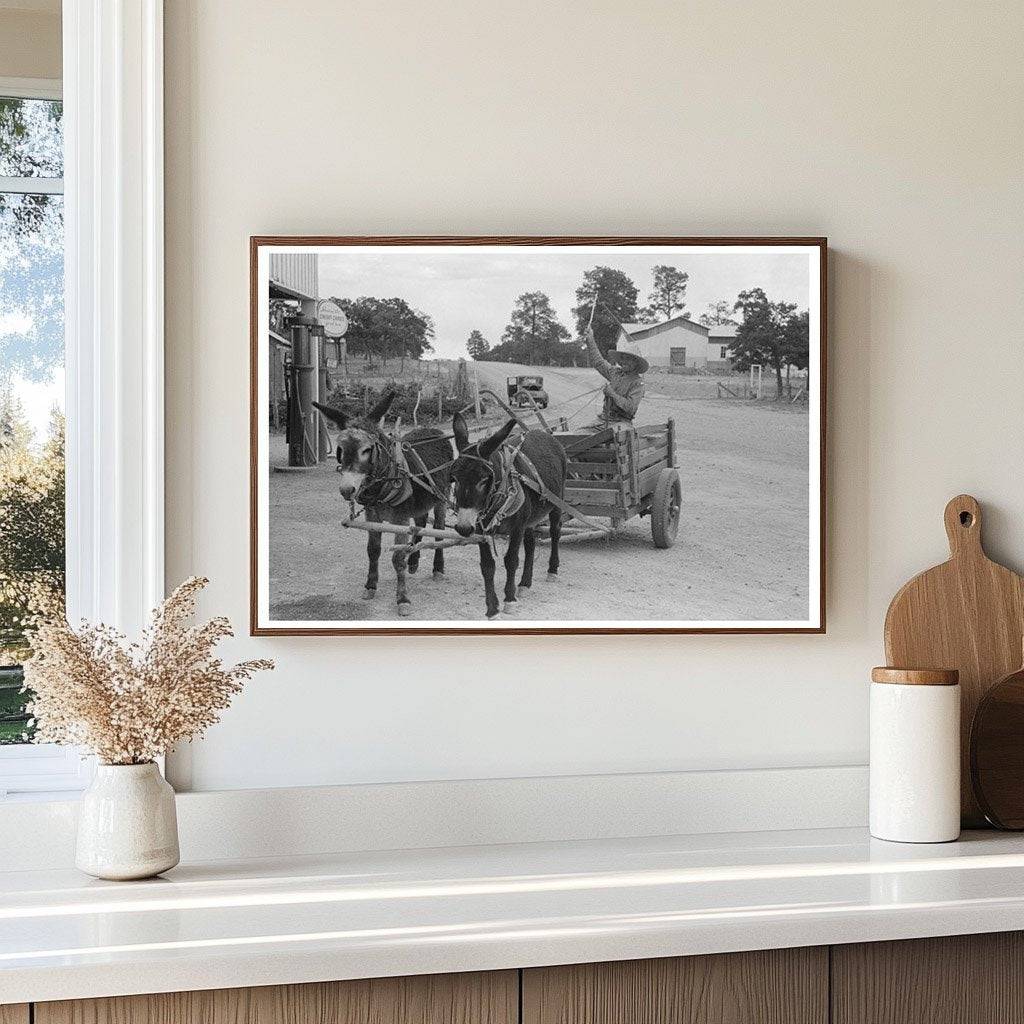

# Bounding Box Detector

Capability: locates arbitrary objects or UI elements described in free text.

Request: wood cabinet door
[832,932,1024,1024]
[0,1006,29,1024]
[35,971,517,1024]
[522,948,828,1024]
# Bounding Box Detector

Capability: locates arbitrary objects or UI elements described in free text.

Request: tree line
[0,395,65,669]
[465,265,811,389]
[472,266,676,367]
[327,296,436,367]
[316,262,810,390]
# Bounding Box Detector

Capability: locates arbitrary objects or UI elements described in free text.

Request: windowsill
[0,744,94,799]
[3,826,1024,1004]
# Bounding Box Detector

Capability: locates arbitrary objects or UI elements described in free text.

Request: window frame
[0,77,64,195]
[0,76,77,795]
[0,77,61,101]
[64,0,165,636]
[0,0,165,799]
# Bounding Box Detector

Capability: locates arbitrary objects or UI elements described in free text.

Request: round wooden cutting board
[884,494,1024,827]
[970,659,1024,829]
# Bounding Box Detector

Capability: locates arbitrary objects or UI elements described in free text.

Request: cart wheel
[650,468,681,548]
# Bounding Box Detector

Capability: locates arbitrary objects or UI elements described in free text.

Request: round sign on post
[316,300,348,339]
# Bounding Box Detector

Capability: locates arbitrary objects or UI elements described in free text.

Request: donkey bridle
[455,437,541,533]
[356,433,452,509]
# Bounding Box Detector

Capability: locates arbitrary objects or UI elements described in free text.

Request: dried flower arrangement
[22,577,273,765]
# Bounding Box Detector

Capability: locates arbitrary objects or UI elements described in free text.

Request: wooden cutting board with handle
[884,494,1024,826]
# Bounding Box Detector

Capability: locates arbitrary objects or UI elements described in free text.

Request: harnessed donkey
[451,413,567,619]
[313,392,453,617]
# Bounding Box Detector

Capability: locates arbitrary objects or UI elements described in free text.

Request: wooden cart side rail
[567,461,621,475]
[637,445,670,472]
[517,475,614,533]
[568,452,618,466]
[636,422,670,437]
[557,427,616,455]
[555,430,614,444]
[637,432,671,467]
[557,421,668,442]
[569,504,630,520]
[637,463,665,497]
[564,479,622,490]
[619,436,635,509]
[563,488,621,507]
[636,439,668,450]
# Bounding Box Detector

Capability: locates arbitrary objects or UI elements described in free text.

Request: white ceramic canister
[76,762,180,880]
[870,667,961,843]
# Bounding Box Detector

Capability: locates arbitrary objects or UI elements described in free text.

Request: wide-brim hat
[608,341,649,374]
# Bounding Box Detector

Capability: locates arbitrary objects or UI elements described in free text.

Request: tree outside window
[0,94,65,744]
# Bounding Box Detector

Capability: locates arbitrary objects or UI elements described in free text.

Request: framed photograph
[250,237,826,635]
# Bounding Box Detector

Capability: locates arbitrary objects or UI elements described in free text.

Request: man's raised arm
[584,327,612,380]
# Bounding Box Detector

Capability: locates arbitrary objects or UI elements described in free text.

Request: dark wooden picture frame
[250,236,827,636]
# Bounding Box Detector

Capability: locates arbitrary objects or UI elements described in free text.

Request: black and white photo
[250,238,825,634]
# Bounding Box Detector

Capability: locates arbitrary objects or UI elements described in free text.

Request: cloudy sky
[318,246,813,360]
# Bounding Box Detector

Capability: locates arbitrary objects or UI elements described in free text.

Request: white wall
[628,321,710,367]
[164,0,1024,792]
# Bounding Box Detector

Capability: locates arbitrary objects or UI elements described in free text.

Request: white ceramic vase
[76,762,180,880]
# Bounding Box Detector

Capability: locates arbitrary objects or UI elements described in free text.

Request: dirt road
[267,363,811,624]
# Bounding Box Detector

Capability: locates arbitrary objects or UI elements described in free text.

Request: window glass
[0,98,63,178]
[0,97,64,746]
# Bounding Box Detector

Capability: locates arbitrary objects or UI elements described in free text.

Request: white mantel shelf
[4,827,1024,1004]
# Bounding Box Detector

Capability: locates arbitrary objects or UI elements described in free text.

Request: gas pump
[285,315,317,467]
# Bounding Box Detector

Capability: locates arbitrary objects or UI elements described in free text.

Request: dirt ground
[267,362,811,624]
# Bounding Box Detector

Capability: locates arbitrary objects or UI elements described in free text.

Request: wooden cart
[550,420,682,548]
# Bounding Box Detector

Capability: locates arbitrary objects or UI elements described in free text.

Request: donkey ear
[477,418,517,461]
[368,390,396,423]
[452,412,470,452]
[312,401,348,430]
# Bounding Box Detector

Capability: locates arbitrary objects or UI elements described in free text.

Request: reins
[403,380,607,436]
[355,375,609,513]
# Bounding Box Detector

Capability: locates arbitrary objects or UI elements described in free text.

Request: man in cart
[583,325,648,430]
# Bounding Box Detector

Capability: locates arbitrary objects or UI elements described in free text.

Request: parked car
[506,375,549,409]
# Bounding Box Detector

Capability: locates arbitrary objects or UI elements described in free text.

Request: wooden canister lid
[871,667,960,686]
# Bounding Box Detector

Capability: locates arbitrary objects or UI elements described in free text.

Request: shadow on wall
[827,249,873,637]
